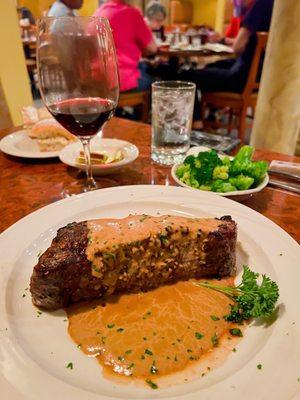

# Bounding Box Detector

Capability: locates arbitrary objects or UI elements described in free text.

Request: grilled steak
[30,215,237,310]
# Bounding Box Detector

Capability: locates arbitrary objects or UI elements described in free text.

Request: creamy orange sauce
[67,278,242,385]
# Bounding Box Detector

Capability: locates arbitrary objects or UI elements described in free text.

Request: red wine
[49,98,115,137]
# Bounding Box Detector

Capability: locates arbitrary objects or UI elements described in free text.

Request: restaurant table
[0,117,299,243]
[157,47,235,63]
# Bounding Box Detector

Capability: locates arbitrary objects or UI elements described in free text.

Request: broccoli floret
[234,145,255,162]
[176,164,201,188]
[230,145,255,176]
[212,180,237,193]
[222,156,231,167]
[176,164,190,179]
[183,155,195,166]
[199,184,212,191]
[194,150,222,184]
[244,161,268,183]
[213,165,229,180]
[229,174,254,190]
[182,150,222,185]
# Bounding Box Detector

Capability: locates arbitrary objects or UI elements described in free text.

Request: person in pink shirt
[93,0,157,92]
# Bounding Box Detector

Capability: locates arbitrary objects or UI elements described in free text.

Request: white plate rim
[0,185,299,400]
[0,130,61,159]
[171,146,269,197]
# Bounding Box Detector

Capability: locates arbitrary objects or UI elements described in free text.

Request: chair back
[242,32,268,98]
[118,91,150,123]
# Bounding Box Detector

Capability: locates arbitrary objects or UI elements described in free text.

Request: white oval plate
[0,185,299,400]
[0,130,61,159]
[59,138,139,176]
[171,146,269,197]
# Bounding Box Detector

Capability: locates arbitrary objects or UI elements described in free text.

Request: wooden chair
[200,32,269,143]
[118,91,150,123]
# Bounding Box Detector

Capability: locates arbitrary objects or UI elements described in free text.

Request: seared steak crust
[30,216,237,310]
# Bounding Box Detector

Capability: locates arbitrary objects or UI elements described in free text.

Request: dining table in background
[157,46,235,63]
[0,117,299,243]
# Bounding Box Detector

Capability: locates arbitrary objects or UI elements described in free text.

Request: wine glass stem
[81,138,97,190]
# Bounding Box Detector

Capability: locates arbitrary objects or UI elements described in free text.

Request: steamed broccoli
[222,156,231,167]
[212,180,237,193]
[213,165,229,180]
[176,145,268,193]
[244,161,268,183]
[229,174,254,190]
[229,146,268,183]
[183,149,222,185]
[176,164,190,179]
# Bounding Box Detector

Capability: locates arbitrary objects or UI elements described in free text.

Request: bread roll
[30,119,76,152]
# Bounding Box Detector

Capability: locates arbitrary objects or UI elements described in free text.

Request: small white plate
[59,138,139,176]
[0,130,61,159]
[171,146,269,197]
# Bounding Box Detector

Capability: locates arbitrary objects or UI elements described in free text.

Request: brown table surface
[0,117,299,243]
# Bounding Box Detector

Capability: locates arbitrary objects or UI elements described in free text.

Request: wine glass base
[61,180,99,198]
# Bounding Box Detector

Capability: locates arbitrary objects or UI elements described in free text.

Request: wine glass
[37,16,119,195]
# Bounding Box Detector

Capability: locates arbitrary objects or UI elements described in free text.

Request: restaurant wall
[17,0,53,18]
[191,0,217,28]
[78,0,99,16]
[0,0,32,128]
[17,0,99,18]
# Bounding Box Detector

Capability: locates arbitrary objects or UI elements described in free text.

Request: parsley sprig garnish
[195,266,279,323]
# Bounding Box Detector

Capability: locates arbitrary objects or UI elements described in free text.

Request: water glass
[151,81,196,165]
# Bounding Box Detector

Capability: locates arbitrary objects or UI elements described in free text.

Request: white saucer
[59,138,139,175]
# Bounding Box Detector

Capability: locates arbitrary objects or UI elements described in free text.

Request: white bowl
[171,146,269,197]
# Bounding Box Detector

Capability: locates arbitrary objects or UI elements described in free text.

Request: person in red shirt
[93,0,157,92]
[224,0,254,44]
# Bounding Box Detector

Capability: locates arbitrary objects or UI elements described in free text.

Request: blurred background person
[179,0,274,127]
[48,0,84,17]
[209,0,254,45]
[145,1,167,41]
[17,6,35,24]
[93,0,157,92]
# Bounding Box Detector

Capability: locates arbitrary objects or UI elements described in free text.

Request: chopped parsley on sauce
[229,328,243,337]
[146,379,158,389]
[195,332,204,340]
[211,333,219,346]
[66,362,73,370]
[210,315,220,321]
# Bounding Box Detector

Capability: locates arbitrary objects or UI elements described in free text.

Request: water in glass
[151,81,196,165]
